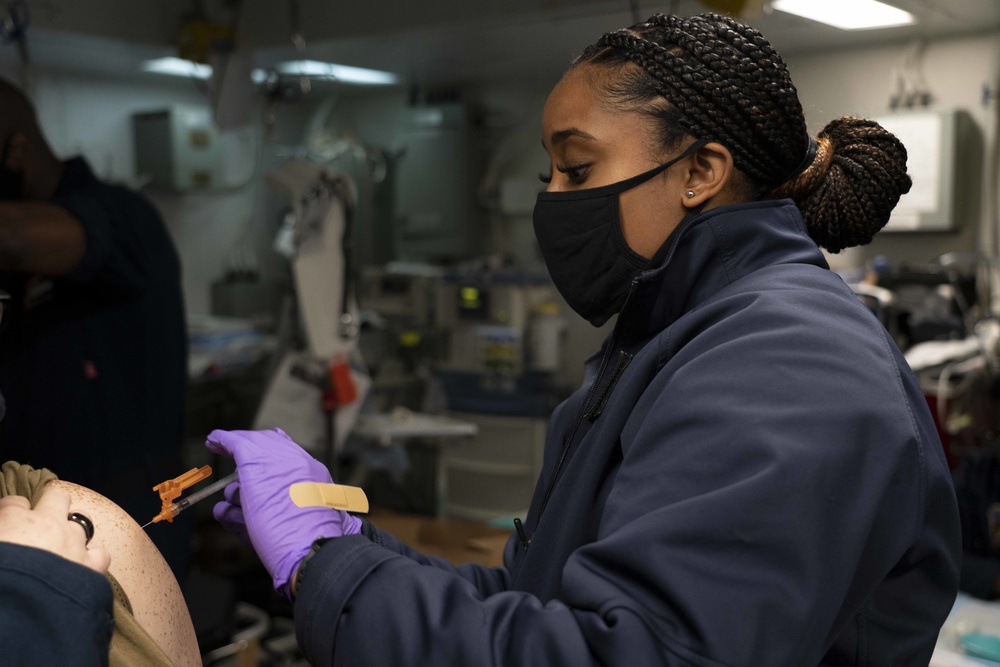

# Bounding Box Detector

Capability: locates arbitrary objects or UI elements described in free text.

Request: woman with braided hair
[205,13,960,666]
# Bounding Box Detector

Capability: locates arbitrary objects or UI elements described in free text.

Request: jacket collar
[617,199,829,341]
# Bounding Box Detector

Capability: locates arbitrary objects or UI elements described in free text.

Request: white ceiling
[6,0,1000,89]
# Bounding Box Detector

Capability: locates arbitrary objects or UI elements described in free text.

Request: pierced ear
[682,142,735,208]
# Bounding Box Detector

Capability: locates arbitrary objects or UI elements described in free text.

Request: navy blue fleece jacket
[295,200,960,666]
[0,542,114,665]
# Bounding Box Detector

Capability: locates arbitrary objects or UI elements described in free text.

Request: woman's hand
[206,428,361,598]
[0,485,111,574]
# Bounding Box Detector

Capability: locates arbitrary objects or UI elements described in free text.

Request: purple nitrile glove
[206,428,362,598]
[213,481,249,544]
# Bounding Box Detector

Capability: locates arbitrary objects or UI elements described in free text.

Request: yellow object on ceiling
[176,20,236,64]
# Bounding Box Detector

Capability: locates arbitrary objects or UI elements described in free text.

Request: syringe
[141,471,238,529]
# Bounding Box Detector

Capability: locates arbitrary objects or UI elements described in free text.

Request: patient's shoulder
[48,480,200,667]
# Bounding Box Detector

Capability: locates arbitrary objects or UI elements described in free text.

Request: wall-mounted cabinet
[876,109,974,233]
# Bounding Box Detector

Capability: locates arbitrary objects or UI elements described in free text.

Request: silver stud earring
[686,190,696,198]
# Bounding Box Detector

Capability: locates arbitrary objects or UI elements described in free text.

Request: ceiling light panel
[276,60,399,85]
[771,0,917,30]
[142,57,398,87]
[142,57,212,79]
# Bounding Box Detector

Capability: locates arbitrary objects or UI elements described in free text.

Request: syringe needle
[142,471,239,528]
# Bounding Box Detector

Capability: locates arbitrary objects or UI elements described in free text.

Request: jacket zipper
[528,277,641,545]
[585,350,633,423]
[514,517,530,550]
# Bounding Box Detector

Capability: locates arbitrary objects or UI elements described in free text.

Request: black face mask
[533,140,707,326]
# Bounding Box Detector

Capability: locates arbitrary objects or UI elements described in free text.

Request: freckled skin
[48,480,200,667]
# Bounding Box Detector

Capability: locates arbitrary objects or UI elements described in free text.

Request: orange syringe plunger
[150,465,213,524]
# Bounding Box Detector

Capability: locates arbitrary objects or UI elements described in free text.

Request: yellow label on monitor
[289,483,369,514]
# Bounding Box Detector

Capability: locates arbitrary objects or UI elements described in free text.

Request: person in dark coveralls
[206,13,961,666]
[0,288,114,666]
[0,80,189,575]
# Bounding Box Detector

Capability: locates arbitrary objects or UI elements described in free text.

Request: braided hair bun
[575,13,912,252]
[773,118,912,252]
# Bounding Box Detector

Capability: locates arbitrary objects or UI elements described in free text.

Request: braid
[574,12,912,252]
[775,118,912,252]
[587,14,808,186]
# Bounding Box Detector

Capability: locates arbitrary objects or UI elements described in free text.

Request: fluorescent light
[276,60,398,85]
[143,57,399,87]
[142,57,212,79]
[772,0,916,30]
